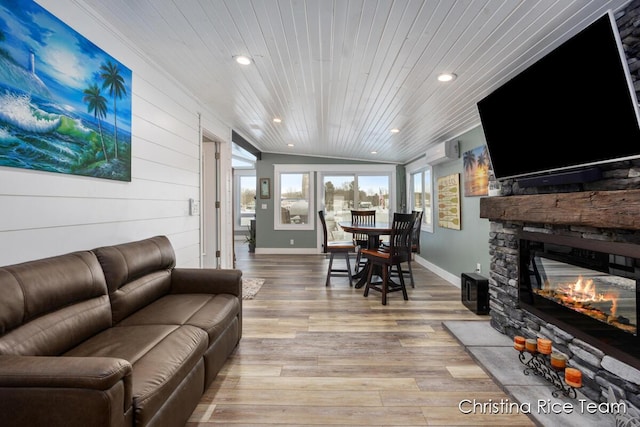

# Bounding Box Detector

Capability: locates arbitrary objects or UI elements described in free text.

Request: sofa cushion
[109,270,173,324]
[65,324,207,425]
[94,236,176,323]
[116,294,240,343]
[0,251,111,355]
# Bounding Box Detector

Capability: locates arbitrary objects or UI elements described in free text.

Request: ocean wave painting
[0,0,132,181]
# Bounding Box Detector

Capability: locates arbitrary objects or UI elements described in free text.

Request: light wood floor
[186,244,535,426]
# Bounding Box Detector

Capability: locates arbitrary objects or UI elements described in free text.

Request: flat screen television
[477,11,640,183]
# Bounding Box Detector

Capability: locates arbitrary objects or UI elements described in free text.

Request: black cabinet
[461,273,489,314]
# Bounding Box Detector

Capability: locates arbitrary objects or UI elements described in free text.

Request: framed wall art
[260,178,270,199]
[0,0,133,181]
[437,173,461,230]
[463,145,492,197]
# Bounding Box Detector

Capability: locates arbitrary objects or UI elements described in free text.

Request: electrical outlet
[475,263,481,273]
[290,239,294,245]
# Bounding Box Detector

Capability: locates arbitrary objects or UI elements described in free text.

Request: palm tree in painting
[100,60,127,160]
[83,83,109,162]
[477,146,490,170]
[463,148,477,171]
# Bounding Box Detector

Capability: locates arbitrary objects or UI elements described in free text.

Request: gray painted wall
[419,126,491,278]
[254,152,399,250]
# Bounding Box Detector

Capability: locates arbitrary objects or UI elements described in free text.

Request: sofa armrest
[0,355,131,390]
[0,356,133,427]
[171,268,242,297]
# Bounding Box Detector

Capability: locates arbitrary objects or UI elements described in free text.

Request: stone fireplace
[480,179,640,412]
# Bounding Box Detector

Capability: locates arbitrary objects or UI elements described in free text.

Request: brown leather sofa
[0,236,242,427]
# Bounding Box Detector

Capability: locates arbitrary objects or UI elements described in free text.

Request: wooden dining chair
[350,209,376,273]
[361,212,415,305]
[318,210,355,286]
[391,210,423,287]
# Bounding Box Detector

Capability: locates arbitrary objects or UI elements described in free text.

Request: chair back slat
[411,210,424,254]
[318,210,329,253]
[387,212,415,259]
[351,210,376,246]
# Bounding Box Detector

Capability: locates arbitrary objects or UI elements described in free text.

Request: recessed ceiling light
[437,73,457,82]
[234,55,252,65]
[273,117,282,123]
[390,128,400,133]
[371,151,378,154]
[287,143,294,147]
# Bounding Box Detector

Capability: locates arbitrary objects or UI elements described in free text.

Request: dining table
[338,220,392,288]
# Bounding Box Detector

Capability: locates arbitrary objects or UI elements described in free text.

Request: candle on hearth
[565,368,582,388]
[514,336,526,351]
[537,338,552,355]
[550,352,567,370]
[525,338,537,353]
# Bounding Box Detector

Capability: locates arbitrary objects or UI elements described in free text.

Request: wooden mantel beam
[479,189,640,231]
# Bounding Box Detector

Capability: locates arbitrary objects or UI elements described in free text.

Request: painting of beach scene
[463,145,493,197]
[0,0,132,181]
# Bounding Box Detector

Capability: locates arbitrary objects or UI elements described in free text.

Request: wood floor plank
[185,245,535,426]
[231,376,420,391]
[199,404,429,425]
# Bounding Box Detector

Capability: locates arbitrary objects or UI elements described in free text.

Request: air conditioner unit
[425,140,459,165]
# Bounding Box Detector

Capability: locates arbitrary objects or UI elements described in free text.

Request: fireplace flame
[558,276,618,317]
[536,273,635,335]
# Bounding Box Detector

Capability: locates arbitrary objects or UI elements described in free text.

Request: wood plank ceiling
[76,0,631,164]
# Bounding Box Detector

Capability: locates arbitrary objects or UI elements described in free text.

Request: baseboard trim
[413,255,460,288]
[255,248,319,255]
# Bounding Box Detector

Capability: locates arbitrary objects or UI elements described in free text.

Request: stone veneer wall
[485,2,640,413]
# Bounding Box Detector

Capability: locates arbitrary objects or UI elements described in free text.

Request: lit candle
[525,338,537,353]
[537,338,552,355]
[550,353,567,370]
[565,368,582,388]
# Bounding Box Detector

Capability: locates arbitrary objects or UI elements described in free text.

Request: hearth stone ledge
[483,219,640,416]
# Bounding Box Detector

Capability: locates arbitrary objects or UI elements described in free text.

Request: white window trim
[316,164,396,251]
[273,163,397,232]
[313,164,396,211]
[405,157,434,233]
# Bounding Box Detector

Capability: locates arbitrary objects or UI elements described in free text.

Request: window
[321,170,392,243]
[273,163,396,241]
[233,170,256,229]
[408,164,433,233]
[275,167,314,230]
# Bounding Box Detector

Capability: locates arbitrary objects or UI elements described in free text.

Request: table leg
[354,234,384,289]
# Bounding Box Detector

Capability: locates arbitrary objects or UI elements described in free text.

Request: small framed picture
[260,178,270,199]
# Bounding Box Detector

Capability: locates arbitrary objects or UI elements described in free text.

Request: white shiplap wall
[0,0,232,267]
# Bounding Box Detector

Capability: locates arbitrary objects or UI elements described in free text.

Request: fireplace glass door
[529,252,636,336]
